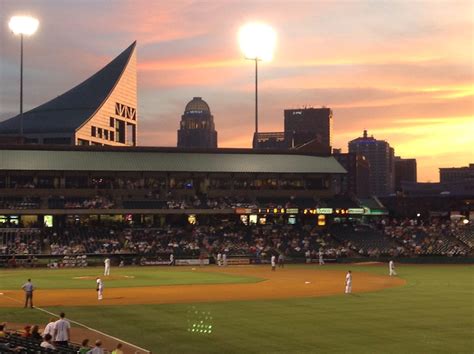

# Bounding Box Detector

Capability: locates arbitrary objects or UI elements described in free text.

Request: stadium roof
[0,146,346,174]
[0,42,136,135]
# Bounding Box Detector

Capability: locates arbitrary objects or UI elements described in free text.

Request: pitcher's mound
[73,275,135,280]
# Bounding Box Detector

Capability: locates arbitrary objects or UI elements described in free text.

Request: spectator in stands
[0,322,7,337]
[54,312,71,346]
[112,343,124,354]
[22,325,31,337]
[79,339,90,354]
[31,324,42,340]
[87,339,104,354]
[42,318,56,338]
[40,333,56,349]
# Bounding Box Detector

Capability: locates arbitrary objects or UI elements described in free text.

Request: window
[104,130,109,140]
[98,128,103,138]
[78,139,90,146]
[110,117,114,127]
[115,119,125,143]
[91,126,96,137]
[110,131,115,141]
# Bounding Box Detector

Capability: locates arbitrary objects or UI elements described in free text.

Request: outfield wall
[1,254,473,268]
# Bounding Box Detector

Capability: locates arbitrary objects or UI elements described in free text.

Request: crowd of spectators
[48,195,115,209]
[0,219,472,260]
[383,219,470,256]
[0,320,123,353]
[0,197,40,210]
[165,196,257,210]
[2,193,320,211]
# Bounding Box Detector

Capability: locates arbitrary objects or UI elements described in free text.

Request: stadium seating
[0,333,80,353]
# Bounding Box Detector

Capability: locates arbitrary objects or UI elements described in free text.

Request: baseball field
[0,263,472,353]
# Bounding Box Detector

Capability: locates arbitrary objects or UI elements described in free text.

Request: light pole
[8,15,39,137]
[239,23,276,138]
[249,57,261,134]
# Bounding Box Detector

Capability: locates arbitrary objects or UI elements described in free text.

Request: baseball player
[278,253,285,268]
[96,277,104,300]
[169,253,175,266]
[271,255,276,271]
[345,270,352,294]
[104,257,111,276]
[319,249,325,265]
[389,260,397,276]
[216,252,222,267]
[223,253,227,267]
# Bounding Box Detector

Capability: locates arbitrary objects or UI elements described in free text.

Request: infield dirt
[0,266,405,308]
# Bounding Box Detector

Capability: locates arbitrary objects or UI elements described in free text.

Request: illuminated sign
[366,209,388,215]
[235,208,253,214]
[286,208,299,214]
[292,111,303,115]
[188,110,203,114]
[348,208,364,214]
[316,208,333,214]
[317,215,326,226]
[249,214,258,224]
[188,214,197,225]
[44,215,53,227]
[258,208,286,214]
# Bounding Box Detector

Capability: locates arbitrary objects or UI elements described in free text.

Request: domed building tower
[177,97,218,148]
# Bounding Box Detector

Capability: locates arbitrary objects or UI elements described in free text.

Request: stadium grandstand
[0,144,472,267]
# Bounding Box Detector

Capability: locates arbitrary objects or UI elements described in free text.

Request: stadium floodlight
[9,16,39,35]
[8,15,39,137]
[238,22,276,136]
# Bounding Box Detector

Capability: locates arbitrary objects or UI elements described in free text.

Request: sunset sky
[0,0,472,182]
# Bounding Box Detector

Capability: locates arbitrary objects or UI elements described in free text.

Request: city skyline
[0,0,472,182]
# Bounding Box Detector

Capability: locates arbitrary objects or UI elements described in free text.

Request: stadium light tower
[8,15,39,137]
[238,22,276,136]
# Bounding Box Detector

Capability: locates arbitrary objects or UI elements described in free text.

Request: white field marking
[73,275,135,279]
[0,293,151,353]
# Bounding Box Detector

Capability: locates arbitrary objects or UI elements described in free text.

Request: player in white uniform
[104,257,110,276]
[389,260,397,276]
[217,253,222,267]
[169,253,175,266]
[319,249,325,265]
[222,253,227,267]
[345,270,352,294]
[96,277,104,300]
[271,255,276,271]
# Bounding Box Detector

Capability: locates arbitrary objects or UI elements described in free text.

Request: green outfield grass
[0,267,263,289]
[0,264,473,354]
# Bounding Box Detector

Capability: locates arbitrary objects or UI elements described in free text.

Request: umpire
[21,278,34,308]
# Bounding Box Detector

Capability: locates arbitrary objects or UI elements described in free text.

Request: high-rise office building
[439,164,474,183]
[177,97,218,149]
[284,107,332,154]
[348,130,395,196]
[394,157,417,192]
[333,150,371,197]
